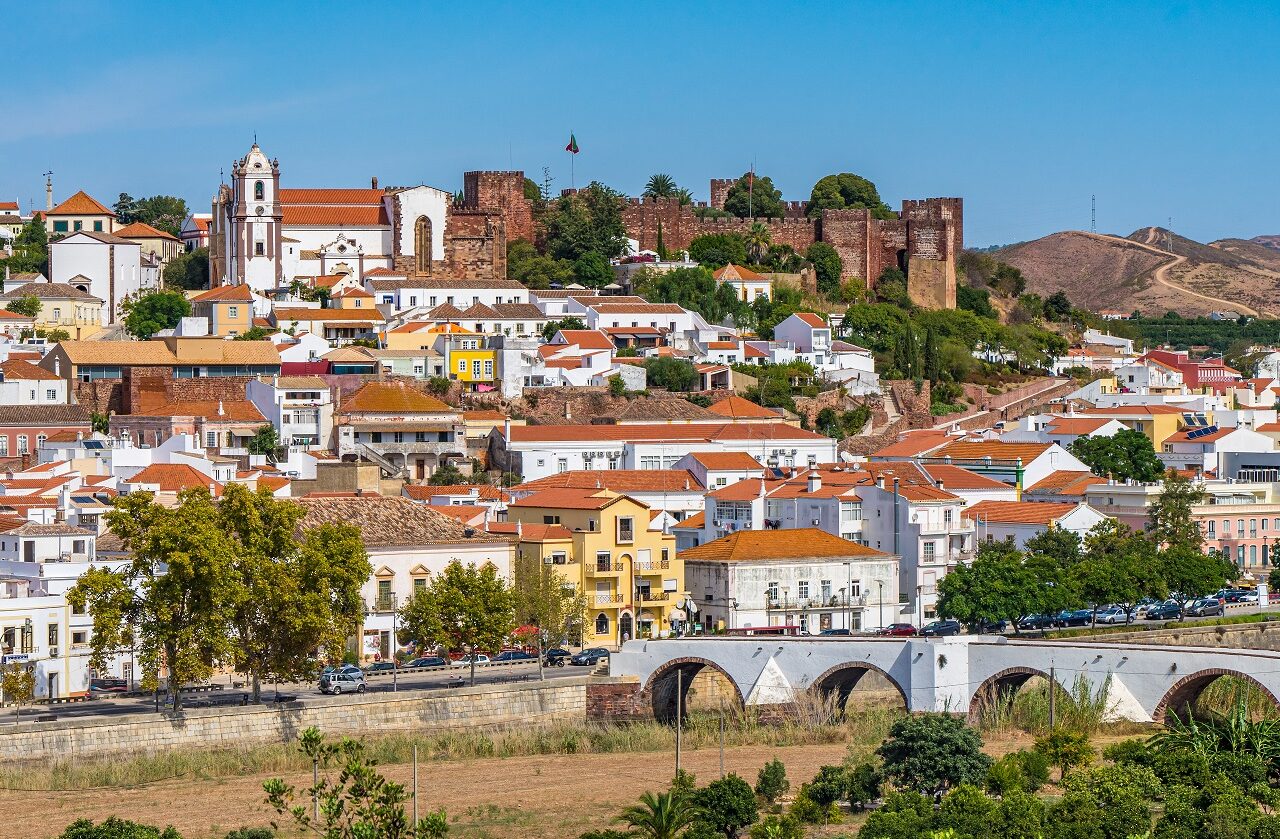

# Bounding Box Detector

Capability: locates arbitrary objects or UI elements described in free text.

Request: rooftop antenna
[1090,194,1095,233]
[43,171,53,211]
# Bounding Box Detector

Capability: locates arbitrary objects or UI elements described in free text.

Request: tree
[806,173,894,219]
[644,357,698,392]
[0,661,35,724]
[0,218,49,275]
[688,234,748,269]
[1045,291,1073,321]
[693,773,759,839]
[957,286,996,318]
[923,327,942,383]
[234,326,273,341]
[1034,730,1095,781]
[163,247,209,290]
[1068,429,1165,483]
[265,727,449,839]
[747,815,803,839]
[398,560,514,686]
[803,765,847,821]
[1147,469,1207,551]
[616,790,697,839]
[745,223,772,264]
[805,242,842,297]
[990,263,1026,297]
[1161,545,1235,616]
[723,173,785,220]
[755,758,789,803]
[91,412,110,434]
[573,251,615,288]
[877,714,992,798]
[644,174,678,199]
[539,182,628,261]
[891,320,921,380]
[512,547,586,675]
[1024,527,1082,565]
[4,295,41,317]
[66,489,242,712]
[508,240,574,290]
[122,290,192,340]
[541,316,587,342]
[57,818,182,839]
[114,194,188,236]
[217,484,370,702]
[938,543,1067,632]
[245,424,280,457]
[876,266,911,309]
[846,762,881,811]
[633,266,748,325]
[428,463,469,486]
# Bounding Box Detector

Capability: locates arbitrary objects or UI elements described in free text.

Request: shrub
[58,819,182,839]
[787,784,831,825]
[693,773,759,838]
[846,762,881,811]
[747,814,803,839]
[877,714,993,798]
[1033,730,1095,781]
[755,758,788,803]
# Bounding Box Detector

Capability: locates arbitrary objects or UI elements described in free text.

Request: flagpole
[570,129,575,191]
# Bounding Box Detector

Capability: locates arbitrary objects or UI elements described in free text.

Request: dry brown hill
[994,227,1280,318]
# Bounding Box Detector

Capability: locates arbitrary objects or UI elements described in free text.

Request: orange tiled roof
[920,464,1011,491]
[485,521,574,541]
[1164,427,1232,443]
[339,382,453,414]
[515,470,703,493]
[507,422,826,443]
[509,487,622,510]
[712,264,768,282]
[680,528,887,562]
[1026,470,1099,497]
[932,441,1054,462]
[133,399,266,421]
[872,430,952,458]
[1080,405,1186,416]
[403,484,505,501]
[192,284,254,302]
[124,463,223,494]
[793,313,826,328]
[47,190,113,216]
[707,395,779,419]
[555,329,614,350]
[273,307,385,323]
[282,206,389,226]
[1045,417,1115,435]
[672,511,705,530]
[686,451,766,470]
[963,500,1083,525]
[279,188,385,204]
[114,221,179,240]
[0,359,61,381]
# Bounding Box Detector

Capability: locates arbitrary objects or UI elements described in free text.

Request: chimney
[503,418,511,439]
[564,400,572,420]
[217,400,225,416]
[516,519,523,538]
[807,472,822,494]
[937,480,945,491]
[371,176,379,190]
[875,475,885,489]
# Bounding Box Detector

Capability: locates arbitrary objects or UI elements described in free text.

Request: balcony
[636,591,672,605]
[371,596,397,613]
[766,593,868,611]
[594,593,623,606]
[633,559,671,572]
[917,519,975,536]
[589,561,624,576]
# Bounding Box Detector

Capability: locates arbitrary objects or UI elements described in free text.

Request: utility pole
[1090,194,1095,233]
[392,593,399,692]
[1048,664,1056,729]
[675,669,683,774]
[412,744,419,826]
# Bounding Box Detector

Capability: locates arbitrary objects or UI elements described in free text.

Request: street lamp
[390,593,399,693]
[877,580,885,631]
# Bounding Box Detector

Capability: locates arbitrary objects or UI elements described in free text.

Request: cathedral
[208,143,533,290]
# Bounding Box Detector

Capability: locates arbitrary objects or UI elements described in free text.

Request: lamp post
[843,561,852,632]
[390,593,398,693]
[877,580,885,631]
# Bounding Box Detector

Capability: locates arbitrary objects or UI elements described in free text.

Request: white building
[965,500,1110,549]
[48,231,156,323]
[246,375,334,451]
[1159,425,1275,475]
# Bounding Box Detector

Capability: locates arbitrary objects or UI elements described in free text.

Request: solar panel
[83,441,104,450]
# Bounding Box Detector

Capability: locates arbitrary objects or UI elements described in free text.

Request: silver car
[319,670,367,695]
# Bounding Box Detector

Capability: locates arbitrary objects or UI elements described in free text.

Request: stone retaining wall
[0,678,590,763]
[1067,619,1280,650]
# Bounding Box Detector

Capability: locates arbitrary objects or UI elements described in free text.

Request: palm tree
[616,790,697,839]
[644,173,677,199]
[675,187,693,206]
[747,222,772,264]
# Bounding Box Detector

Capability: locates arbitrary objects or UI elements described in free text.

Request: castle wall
[464,171,535,244]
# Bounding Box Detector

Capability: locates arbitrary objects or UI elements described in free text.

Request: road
[8,660,589,724]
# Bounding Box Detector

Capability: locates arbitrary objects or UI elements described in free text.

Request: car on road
[319,670,367,695]
[818,628,853,636]
[1186,598,1225,618]
[1016,614,1056,631]
[970,619,1008,634]
[366,661,398,673]
[875,623,918,637]
[919,619,962,637]
[570,648,611,666]
[492,650,536,663]
[1146,602,1182,621]
[452,654,491,667]
[1054,609,1094,627]
[1096,607,1132,624]
[406,656,448,668]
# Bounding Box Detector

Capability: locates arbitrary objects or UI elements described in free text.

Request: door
[619,613,633,643]
[46,673,57,700]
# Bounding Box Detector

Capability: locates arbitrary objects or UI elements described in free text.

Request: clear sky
[4,1,1278,247]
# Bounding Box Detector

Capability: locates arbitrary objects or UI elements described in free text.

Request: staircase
[359,443,407,479]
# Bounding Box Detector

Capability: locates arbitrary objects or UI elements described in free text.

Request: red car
[875,623,919,637]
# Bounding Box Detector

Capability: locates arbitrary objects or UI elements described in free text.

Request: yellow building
[436,332,498,392]
[0,281,104,339]
[45,190,116,237]
[383,321,472,351]
[1080,404,1196,448]
[331,287,377,309]
[500,488,685,646]
[190,284,254,337]
[115,221,182,266]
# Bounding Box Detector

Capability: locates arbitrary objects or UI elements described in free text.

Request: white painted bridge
[609,636,1280,723]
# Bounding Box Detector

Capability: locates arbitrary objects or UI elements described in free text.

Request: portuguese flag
[565,133,579,154]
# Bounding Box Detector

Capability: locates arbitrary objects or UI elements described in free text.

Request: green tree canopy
[877,714,993,798]
[616,790,697,839]
[805,242,843,296]
[692,773,758,839]
[162,247,209,290]
[806,173,894,219]
[398,559,514,685]
[114,194,189,237]
[123,290,192,340]
[541,316,587,342]
[937,542,1060,631]
[633,266,748,325]
[1147,468,1207,550]
[1068,428,1166,482]
[245,424,280,457]
[57,818,182,839]
[512,547,587,656]
[643,357,699,392]
[539,182,628,261]
[643,174,678,199]
[0,218,49,275]
[723,173,785,219]
[508,239,574,290]
[957,285,996,318]
[573,251,615,288]
[688,233,748,269]
[4,295,41,317]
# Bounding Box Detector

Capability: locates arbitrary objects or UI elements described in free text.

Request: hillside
[992,228,1280,318]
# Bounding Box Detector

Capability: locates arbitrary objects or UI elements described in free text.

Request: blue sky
[3,2,1278,246]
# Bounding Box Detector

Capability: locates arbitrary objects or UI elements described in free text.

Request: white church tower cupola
[223,142,283,292]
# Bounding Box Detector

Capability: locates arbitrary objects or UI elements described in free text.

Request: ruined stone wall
[444,209,506,280]
[464,171,535,244]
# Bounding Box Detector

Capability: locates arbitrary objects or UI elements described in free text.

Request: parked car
[1054,609,1093,627]
[319,670,367,695]
[322,664,363,677]
[1146,602,1182,621]
[366,661,397,673]
[492,650,536,662]
[1186,598,1225,618]
[1016,614,1056,631]
[452,654,491,667]
[818,628,853,636]
[920,619,962,637]
[90,677,129,694]
[406,656,448,668]
[971,619,1008,634]
[571,648,611,666]
[1096,607,1131,624]
[1238,592,1260,603]
[875,623,918,637]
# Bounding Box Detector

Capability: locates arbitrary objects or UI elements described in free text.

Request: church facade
[209,144,531,291]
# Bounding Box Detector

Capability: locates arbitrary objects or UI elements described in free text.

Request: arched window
[415,216,432,275]
[254,181,264,201]
[594,613,609,636]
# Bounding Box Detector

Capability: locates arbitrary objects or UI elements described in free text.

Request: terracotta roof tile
[1026,470,1099,496]
[192,284,255,302]
[872,431,952,458]
[1080,405,1187,416]
[515,470,703,493]
[920,464,1012,491]
[485,521,574,541]
[0,359,61,381]
[339,381,453,414]
[51,339,279,367]
[509,487,620,510]
[686,451,765,470]
[589,303,686,315]
[932,441,1054,462]
[706,396,779,419]
[963,500,1084,525]
[506,422,826,443]
[794,313,827,328]
[0,281,102,302]
[1045,417,1115,435]
[47,190,113,216]
[282,206,389,225]
[298,495,507,547]
[273,307,386,323]
[554,329,615,350]
[712,264,768,282]
[0,405,91,426]
[124,463,223,494]
[132,399,266,422]
[671,511,705,530]
[680,528,888,562]
[403,484,505,501]
[279,188,385,204]
[114,221,179,240]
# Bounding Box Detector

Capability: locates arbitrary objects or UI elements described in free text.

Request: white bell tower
[225,142,283,291]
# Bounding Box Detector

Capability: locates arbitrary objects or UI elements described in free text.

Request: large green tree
[643,174,679,199]
[123,290,192,340]
[0,219,49,275]
[806,173,894,219]
[1147,468,1207,550]
[1069,428,1165,482]
[162,247,209,290]
[723,173,785,220]
[398,560,514,685]
[539,182,628,261]
[508,240,575,290]
[937,542,1059,632]
[633,266,747,325]
[67,489,242,712]
[643,357,699,392]
[688,234,748,269]
[217,485,370,702]
[877,714,993,798]
[114,194,188,237]
[806,242,843,297]
[4,295,41,317]
[541,315,587,342]
[692,773,758,839]
[512,547,586,670]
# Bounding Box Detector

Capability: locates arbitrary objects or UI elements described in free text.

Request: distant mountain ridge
[991,227,1280,318]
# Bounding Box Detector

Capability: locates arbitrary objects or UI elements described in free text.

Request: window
[0,437,7,457]
[766,581,779,604]
[483,360,493,378]
[73,221,82,231]
[413,364,424,375]
[542,515,561,525]
[557,458,568,473]
[944,508,953,524]
[52,307,61,320]
[205,431,217,448]
[1238,545,1246,566]
[797,580,809,599]
[71,600,85,615]
[17,435,28,455]
[923,541,937,561]
[254,181,265,200]
[661,548,669,564]
[1207,521,1216,537]
[472,360,482,378]
[594,614,609,635]
[457,359,466,373]
[255,242,264,256]
[72,631,87,646]
[1251,545,1258,565]
[45,389,57,400]
[595,551,612,572]
[36,434,46,448]
[228,306,239,318]
[53,221,68,232]
[617,516,634,543]
[413,578,427,592]
[93,221,103,232]
[377,579,392,604]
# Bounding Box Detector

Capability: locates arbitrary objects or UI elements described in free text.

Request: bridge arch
[968,666,1056,725]
[643,656,744,724]
[1153,668,1280,723]
[808,662,907,715]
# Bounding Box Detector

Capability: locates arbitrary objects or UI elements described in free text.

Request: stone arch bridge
[606,636,1280,723]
